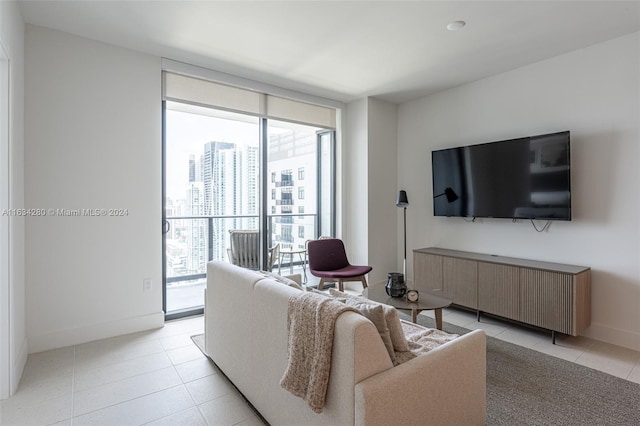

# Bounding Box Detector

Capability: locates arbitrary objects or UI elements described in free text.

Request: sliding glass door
[163,101,335,319]
[163,102,259,318]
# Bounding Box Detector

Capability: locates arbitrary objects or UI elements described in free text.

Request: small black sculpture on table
[386,272,407,297]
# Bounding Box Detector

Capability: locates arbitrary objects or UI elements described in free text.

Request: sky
[165,104,259,202]
[164,102,322,204]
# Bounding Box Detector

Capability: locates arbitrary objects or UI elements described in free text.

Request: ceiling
[18,1,640,104]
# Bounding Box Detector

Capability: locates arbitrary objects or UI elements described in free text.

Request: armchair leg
[318,278,327,291]
[338,280,344,292]
[360,276,368,289]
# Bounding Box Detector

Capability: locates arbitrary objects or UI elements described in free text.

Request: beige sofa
[205,261,486,425]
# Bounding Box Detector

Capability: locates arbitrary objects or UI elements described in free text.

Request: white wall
[367,98,399,285]
[25,26,163,353]
[398,33,640,350]
[344,98,399,287]
[344,99,369,265]
[0,0,26,398]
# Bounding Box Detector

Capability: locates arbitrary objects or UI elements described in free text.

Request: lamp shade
[396,190,409,207]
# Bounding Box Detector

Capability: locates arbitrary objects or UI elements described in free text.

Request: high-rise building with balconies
[202,141,259,261]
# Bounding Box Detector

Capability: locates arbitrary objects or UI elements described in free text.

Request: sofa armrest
[354,329,486,426]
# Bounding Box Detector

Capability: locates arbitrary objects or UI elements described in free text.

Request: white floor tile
[198,392,255,426]
[552,333,597,351]
[0,391,72,426]
[233,413,268,426]
[531,340,585,362]
[48,419,72,426]
[162,316,205,337]
[166,344,206,366]
[574,341,640,379]
[74,351,173,392]
[440,310,478,328]
[494,326,549,348]
[160,333,198,351]
[464,319,509,337]
[19,347,74,385]
[627,363,640,384]
[75,339,165,371]
[175,356,219,384]
[72,385,194,426]
[73,366,182,416]
[144,406,208,426]
[5,374,72,408]
[185,373,236,405]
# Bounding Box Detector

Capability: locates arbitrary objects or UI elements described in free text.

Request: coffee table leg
[435,308,443,330]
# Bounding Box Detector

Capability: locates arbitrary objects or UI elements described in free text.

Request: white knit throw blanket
[280,291,358,413]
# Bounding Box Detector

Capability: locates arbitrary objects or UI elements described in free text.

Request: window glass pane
[165,101,259,314]
[318,130,335,237]
[164,100,336,316]
[267,120,321,250]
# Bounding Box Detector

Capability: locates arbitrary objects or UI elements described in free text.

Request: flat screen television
[432,131,571,220]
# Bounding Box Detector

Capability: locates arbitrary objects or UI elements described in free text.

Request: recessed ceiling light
[447,20,466,31]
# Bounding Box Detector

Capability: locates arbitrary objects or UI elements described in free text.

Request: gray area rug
[414,315,640,426]
[193,318,640,426]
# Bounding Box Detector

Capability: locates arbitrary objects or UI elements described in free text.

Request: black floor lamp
[396,190,409,279]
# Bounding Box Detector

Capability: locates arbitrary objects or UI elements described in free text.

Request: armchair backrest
[228,230,259,270]
[307,238,350,271]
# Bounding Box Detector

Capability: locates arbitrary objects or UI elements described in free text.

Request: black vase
[386,272,407,297]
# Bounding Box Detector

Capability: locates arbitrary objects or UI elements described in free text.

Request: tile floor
[0,316,263,426]
[2,307,639,426]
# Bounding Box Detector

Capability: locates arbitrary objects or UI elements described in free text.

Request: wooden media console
[413,247,591,343]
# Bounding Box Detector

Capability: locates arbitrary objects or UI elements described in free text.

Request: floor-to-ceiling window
[164,103,260,317]
[266,120,334,262]
[162,71,337,319]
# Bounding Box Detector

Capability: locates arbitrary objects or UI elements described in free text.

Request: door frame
[0,40,12,399]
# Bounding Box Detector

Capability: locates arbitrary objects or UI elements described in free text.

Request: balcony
[165,213,317,316]
[275,216,293,224]
[275,179,294,187]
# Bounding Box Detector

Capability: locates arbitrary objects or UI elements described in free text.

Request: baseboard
[582,322,640,352]
[28,311,165,354]
[11,336,28,395]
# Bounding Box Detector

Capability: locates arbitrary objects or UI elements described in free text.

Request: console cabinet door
[519,269,573,334]
[413,252,442,293]
[443,257,477,308]
[478,263,520,320]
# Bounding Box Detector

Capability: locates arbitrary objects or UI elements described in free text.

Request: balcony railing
[275,179,294,187]
[165,213,317,286]
[275,216,293,224]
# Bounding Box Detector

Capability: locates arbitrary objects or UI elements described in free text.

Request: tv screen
[432,131,571,220]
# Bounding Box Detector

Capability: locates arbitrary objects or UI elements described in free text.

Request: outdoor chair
[227,230,279,271]
[227,230,260,270]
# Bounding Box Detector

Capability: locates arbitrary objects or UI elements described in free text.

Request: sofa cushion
[342,299,396,364]
[394,320,460,365]
[330,289,409,353]
[259,270,303,290]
